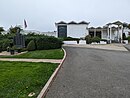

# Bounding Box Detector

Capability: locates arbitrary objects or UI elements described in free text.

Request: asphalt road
[46,46,130,98]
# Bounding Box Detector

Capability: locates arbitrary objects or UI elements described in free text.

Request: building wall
[67,24,88,38]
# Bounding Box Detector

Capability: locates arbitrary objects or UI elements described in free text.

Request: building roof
[112,21,123,26]
[56,21,90,25]
[56,21,67,24]
[89,27,95,29]
[78,21,90,25]
[68,21,77,24]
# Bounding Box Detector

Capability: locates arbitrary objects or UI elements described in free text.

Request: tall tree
[9,25,22,34]
[0,27,4,34]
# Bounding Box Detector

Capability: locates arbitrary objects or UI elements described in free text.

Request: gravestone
[13,29,25,48]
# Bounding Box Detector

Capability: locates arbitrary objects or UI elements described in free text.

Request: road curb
[37,48,67,98]
[124,45,130,52]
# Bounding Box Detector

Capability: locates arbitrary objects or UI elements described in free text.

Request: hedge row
[27,36,63,51]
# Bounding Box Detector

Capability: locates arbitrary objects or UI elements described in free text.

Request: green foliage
[126,36,130,43]
[101,39,107,41]
[0,45,2,52]
[9,26,22,34]
[123,33,127,40]
[36,37,63,50]
[1,39,11,51]
[63,37,79,41]
[128,24,130,29]
[91,36,101,43]
[0,27,4,34]
[85,35,92,44]
[27,40,36,51]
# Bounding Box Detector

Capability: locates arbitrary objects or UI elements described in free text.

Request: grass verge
[0,61,58,98]
[0,49,64,59]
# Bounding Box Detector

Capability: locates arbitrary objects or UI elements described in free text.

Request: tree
[0,27,4,34]
[128,24,130,29]
[9,25,22,34]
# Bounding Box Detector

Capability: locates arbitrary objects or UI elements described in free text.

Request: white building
[55,21,90,38]
[56,21,130,43]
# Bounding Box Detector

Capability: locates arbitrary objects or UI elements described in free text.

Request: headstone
[13,29,25,48]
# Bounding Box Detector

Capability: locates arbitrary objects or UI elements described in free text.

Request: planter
[17,49,21,53]
[10,50,15,55]
[123,40,128,44]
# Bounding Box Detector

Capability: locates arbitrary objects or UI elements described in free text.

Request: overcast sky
[1,0,130,31]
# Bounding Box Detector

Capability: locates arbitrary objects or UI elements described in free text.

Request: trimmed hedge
[63,37,79,41]
[91,36,101,43]
[26,36,63,50]
[27,40,36,51]
[126,36,130,43]
[36,37,63,50]
[85,35,92,44]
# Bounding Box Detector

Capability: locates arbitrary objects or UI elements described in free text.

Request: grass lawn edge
[37,48,67,98]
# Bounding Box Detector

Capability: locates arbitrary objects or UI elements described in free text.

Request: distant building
[56,21,130,43]
[55,21,90,38]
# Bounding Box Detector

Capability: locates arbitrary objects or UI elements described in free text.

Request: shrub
[0,45,2,53]
[101,39,107,42]
[85,35,92,44]
[91,36,101,43]
[63,37,79,41]
[27,40,36,51]
[123,33,127,40]
[2,39,11,51]
[126,36,130,43]
[36,37,63,50]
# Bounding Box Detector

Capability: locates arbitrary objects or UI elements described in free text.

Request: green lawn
[1,49,64,59]
[0,61,58,98]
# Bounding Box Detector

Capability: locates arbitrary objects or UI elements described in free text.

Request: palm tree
[0,27,4,34]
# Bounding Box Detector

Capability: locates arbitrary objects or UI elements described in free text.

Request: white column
[94,28,96,37]
[110,26,112,43]
[107,26,110,41]
[101,30,103,39]
[120,25,123,43]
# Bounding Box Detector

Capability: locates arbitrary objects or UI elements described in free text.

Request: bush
[36,37,63,50]
[123,33,127,40]
[63,37,79,41]
[85,35,92,44]
[126,36,130,43]
[91,36,101,43]
[0,45,2,53]
[101,39,107,42]
[1,39,11,51]
[27,40,36,51]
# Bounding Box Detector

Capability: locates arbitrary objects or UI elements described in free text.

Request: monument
[13,29,25,48]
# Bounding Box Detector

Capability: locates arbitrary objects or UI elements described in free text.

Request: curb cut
[37,48,67,98]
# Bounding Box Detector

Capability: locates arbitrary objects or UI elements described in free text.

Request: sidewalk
[63,44,128,51]
[0,58,62,63]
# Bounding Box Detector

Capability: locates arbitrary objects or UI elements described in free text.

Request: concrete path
[0,51,27,56]
[46,46,130,98]
[63,44,128,52]
[0,58,62,63]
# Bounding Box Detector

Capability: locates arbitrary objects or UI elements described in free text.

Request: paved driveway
[46,46,130,98]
